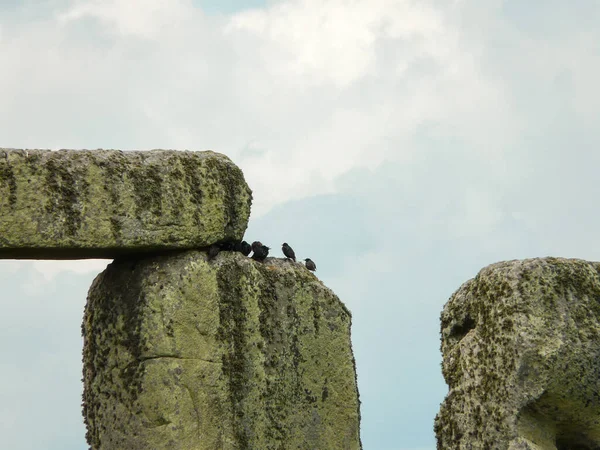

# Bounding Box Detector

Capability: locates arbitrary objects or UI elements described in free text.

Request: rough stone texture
[435,257,600,450]
[83,250,361,450]
[0,149,252,259]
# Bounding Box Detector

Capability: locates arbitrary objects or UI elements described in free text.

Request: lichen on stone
[435,257,600,450]
[83,251,361,450]
[0,149,252,259]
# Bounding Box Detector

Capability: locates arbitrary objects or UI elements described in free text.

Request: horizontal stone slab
[0,149,252,259]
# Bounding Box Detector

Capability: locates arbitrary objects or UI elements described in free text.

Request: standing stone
[435,257,600,449]
[83,251,361,450]
[0,149,252,259]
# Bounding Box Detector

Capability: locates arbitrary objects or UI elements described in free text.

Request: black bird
[252,244,270,262]
[282,243,296,261]
[251,241,263,253]
[304,258,316,272]
[239,240,252,257]
[219,241,235,251]
[208,244,220,260]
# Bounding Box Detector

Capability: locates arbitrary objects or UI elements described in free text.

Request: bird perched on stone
[208,244,220,260]
[219,241,235,251]
[252,244,270,262]
[239,240,251,256]
[251,241,263,253]
[282,243,296,262]
[304,258,316,271]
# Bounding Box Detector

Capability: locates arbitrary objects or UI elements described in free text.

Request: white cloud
[222,0,518,211]
[1,0,599,273]
[0,260,110,289]
[0,0,523,216]
[226,0,397,88]
[57,0,196,39]
[29,259,110,281]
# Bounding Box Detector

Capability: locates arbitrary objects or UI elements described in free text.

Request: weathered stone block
[435,257,600,449]
[83,251,361,449]
[0,149,252,259]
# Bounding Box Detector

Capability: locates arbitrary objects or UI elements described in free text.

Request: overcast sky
[1,0,600,449]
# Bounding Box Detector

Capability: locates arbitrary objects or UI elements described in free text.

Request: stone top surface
[0,149,252,259]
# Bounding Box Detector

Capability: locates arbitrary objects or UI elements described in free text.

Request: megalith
[1,148,361,449]
[435,257,600,449]
[83,251,362,449]
[0,149,252,259]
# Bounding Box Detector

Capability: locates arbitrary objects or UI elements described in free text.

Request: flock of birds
[208,240,317,272]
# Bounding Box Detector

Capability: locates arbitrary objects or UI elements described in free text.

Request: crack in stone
[139,354,221,364]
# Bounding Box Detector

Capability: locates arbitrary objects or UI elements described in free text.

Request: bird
[239,240,251,257]
[304,258,316,271]
[251,241,263,253]
[282,243,296,262]
[208,244,220,260]
[252,244,270,262]
[219,241,235,251]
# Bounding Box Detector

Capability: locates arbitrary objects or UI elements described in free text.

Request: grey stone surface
[0,149,252,259]
[435,257,600,449]
[83,250,362,450]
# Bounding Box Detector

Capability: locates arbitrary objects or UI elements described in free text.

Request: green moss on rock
[0,149,252,259]
[83,251,361,450]
[435,257,600,450]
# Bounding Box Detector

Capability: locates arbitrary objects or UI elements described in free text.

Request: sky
[1,0,600,449]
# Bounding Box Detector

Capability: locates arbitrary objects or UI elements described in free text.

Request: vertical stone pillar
[83,250,361,449]
[435,257,600,449]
